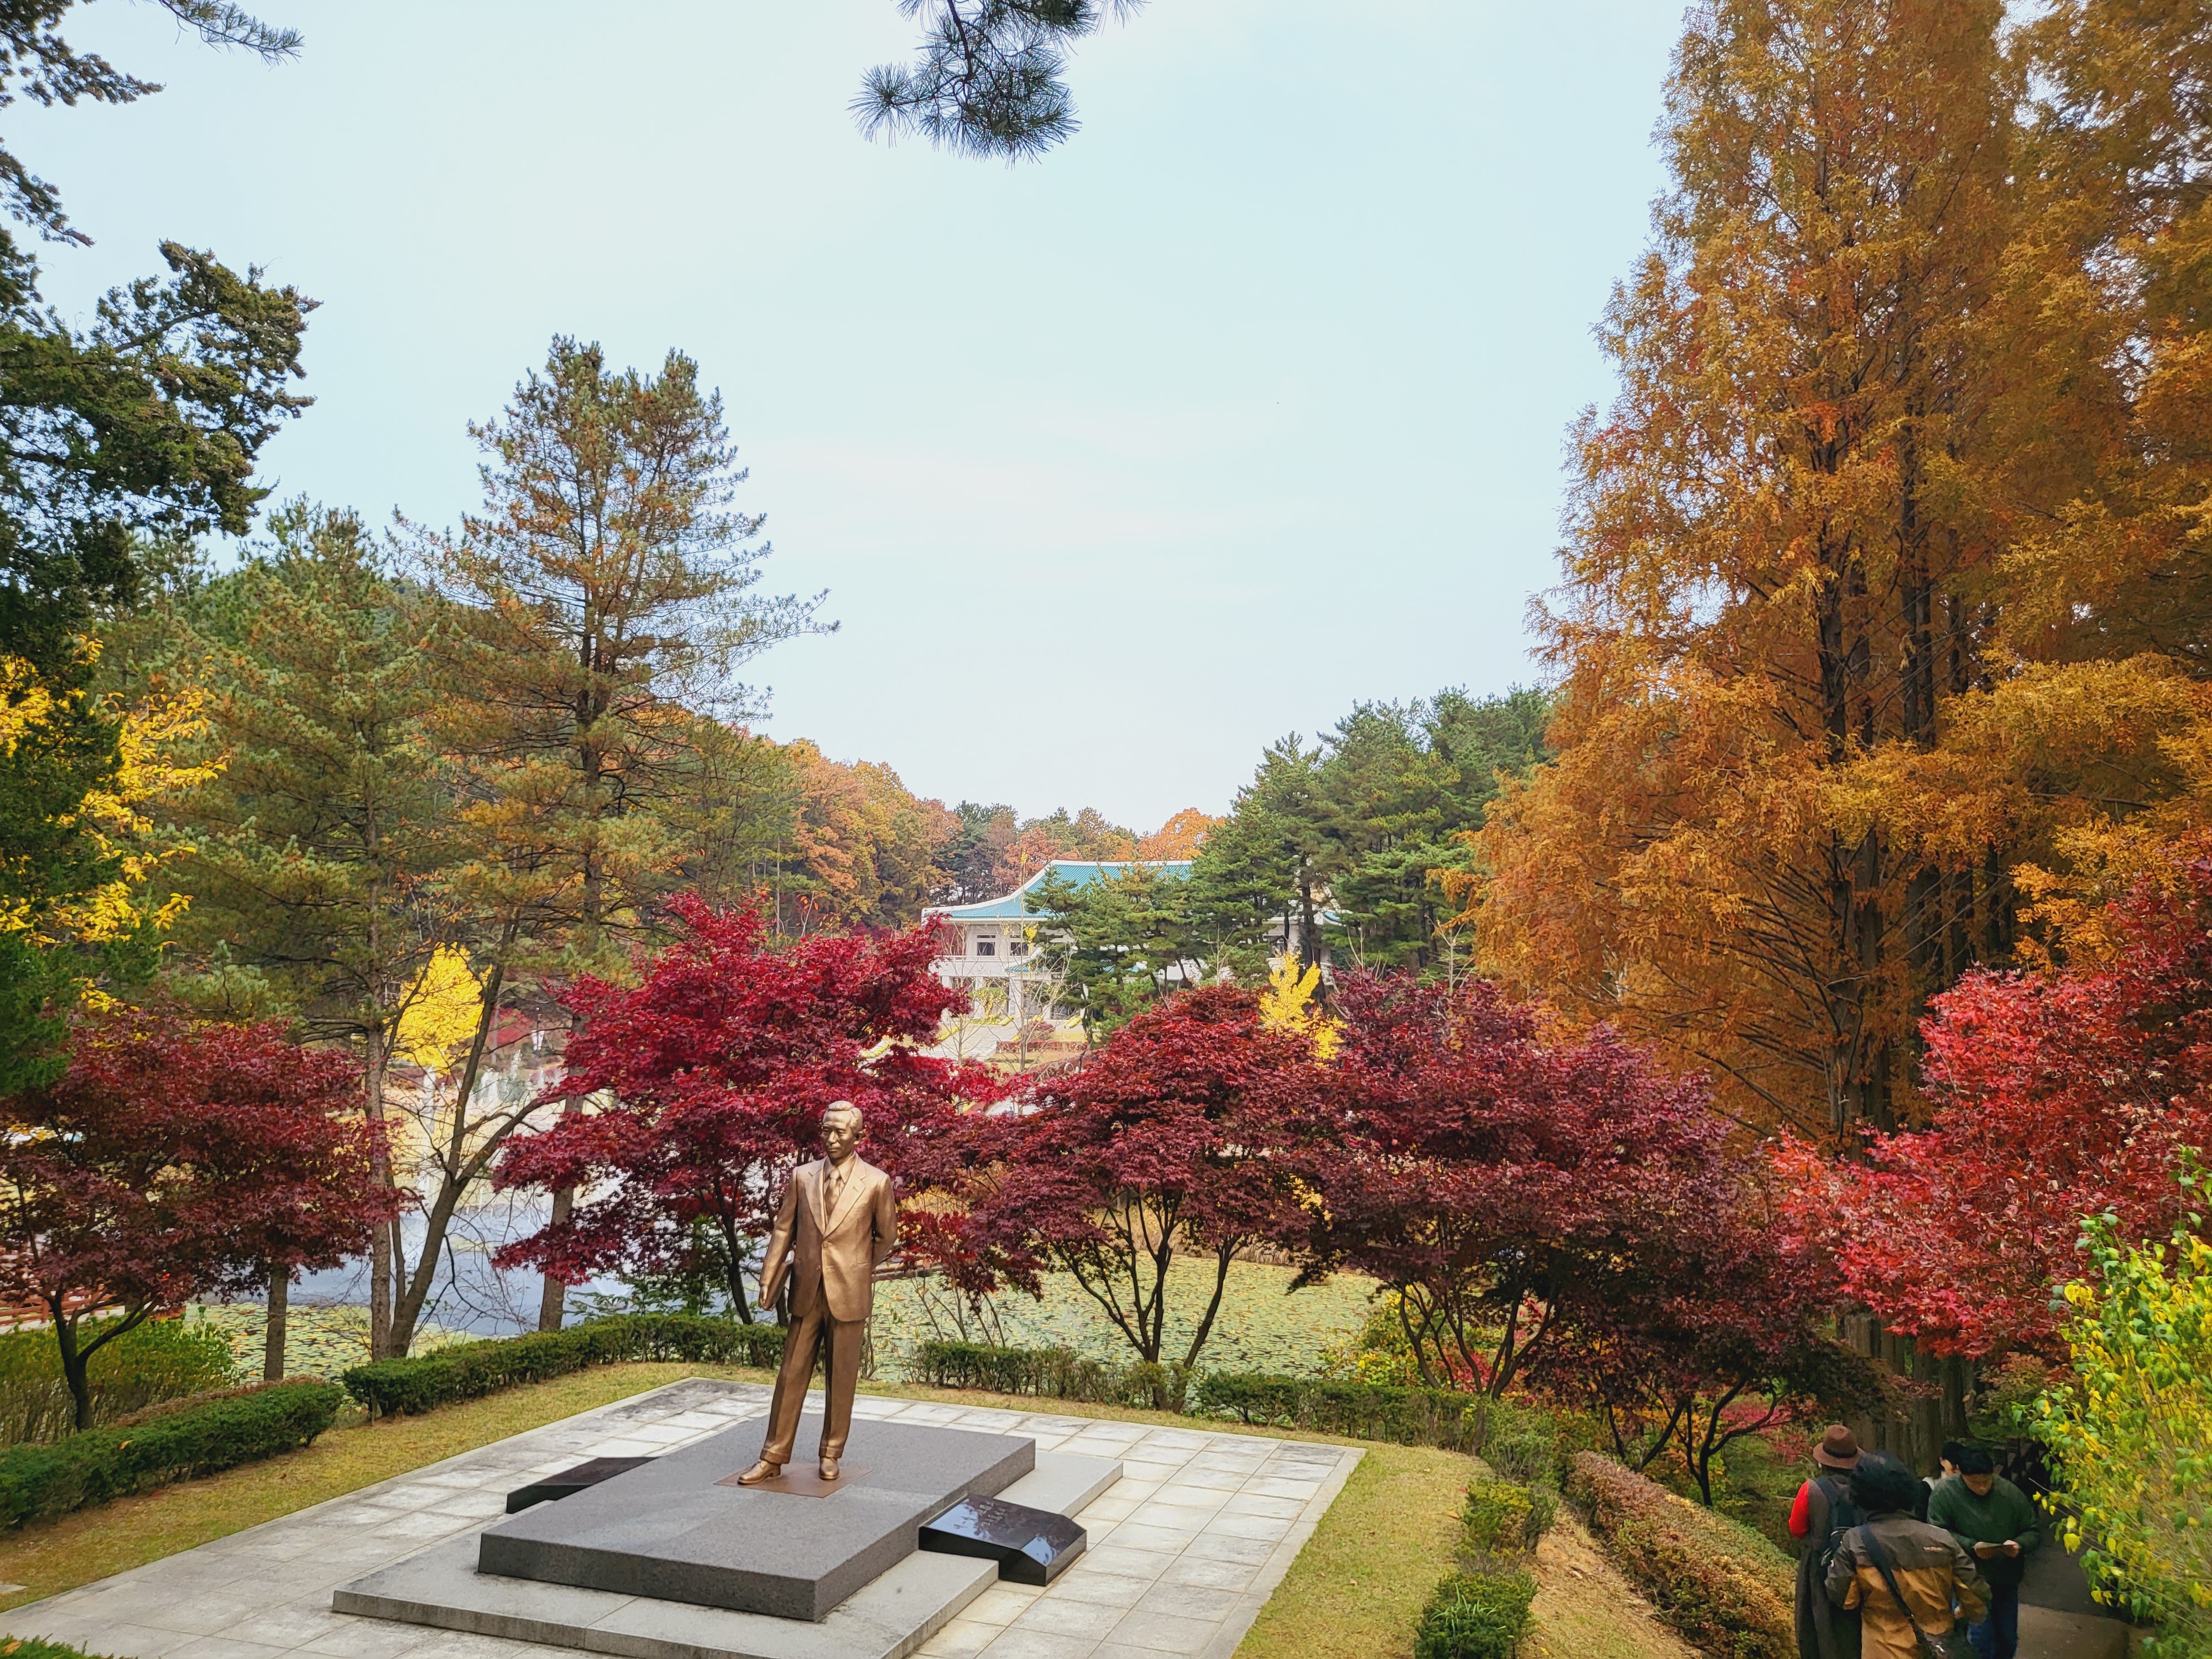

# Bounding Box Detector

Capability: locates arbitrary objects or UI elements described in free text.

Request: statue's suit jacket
[759,1155,898,1323]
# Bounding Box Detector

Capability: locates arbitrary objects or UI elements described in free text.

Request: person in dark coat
[1790,1424,1865,1659]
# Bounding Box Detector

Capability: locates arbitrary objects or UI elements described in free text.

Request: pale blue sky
[20,1,1680,827]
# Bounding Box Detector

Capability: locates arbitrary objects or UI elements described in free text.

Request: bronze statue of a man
[737,1100,898,1484]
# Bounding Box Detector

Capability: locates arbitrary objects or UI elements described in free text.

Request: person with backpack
[1826,1451,1987,1659]
[1927,1446,2039,1659]
[1789,1424,1865,1659]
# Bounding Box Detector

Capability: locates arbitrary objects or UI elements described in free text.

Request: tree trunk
[366,1025,393,1360]
[53,1302,93,1433]
[264,1265,290,1381]
[537,1181,574,1332]
[1297,875,1320,979]
[390,952,509,1357]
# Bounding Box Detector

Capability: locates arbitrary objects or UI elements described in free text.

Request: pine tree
[154,502,458,1365]
[408,338,825,1339]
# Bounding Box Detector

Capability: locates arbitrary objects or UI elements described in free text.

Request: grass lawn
[871,1260,1382,1375]
[0,1363,1662,1659]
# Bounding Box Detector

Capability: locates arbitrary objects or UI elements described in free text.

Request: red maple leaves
[493,898,1000,1320]
[1778,851,2212,1358]
[0,1005,397,1425]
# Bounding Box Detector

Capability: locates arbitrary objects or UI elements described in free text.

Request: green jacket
[1927,1475,2041,1588]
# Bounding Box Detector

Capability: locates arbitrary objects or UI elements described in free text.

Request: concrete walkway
[0,1380,1359,1659]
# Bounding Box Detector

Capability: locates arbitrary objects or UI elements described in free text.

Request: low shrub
[0,1378,342,1528]
[1568,1451,1794,1659]
[341,1314,787,1416]
[905,1340,1189,1411]
[1414,1569,1537,1659]
[2,1639,111,1659]
[0,1313,238,1446]
[1195,1372,1572,1470]
[1462,1478,1556,1556]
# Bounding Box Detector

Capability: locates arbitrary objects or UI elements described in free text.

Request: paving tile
[1011,1595,1120,1637]
[1120,1505,1211,1534]
[1103,1608,1216,1655]
[1157,1557,1260,1593]
[167,1636,295,1659]
[1204,1512,1292,1542]
[963,1583,1047,1625]
[351,1488,445,1514]
[1045,1572,1156,1611]
[1244,1477,1323,1501]
[916,1615,1005,1657]
[1073,1544,1179,1582]
[1134,1583,1240,1621]
[367,1511,469,1541]
[1219,1493,1305,1520]
[131,1589,281,1636]
[975,1629,1100,1659]
[1175,1532,1277,1566]
[1073,1496,1138,1523]
[1148,1485,1230,1509]
[1101,1522,1202,1553]
[221,1606,359,1650]
[1159,1478,1248,1504]
[298,1613,457,1659]
[95,1624,219,1658]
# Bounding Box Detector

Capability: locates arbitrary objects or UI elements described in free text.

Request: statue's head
[822,1100,864,1161]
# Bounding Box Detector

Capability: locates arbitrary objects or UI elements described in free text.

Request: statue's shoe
[734,1459,784,1486]
[818,1455,841,1481]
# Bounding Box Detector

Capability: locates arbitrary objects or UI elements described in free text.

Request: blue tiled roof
[929,859,1194,921]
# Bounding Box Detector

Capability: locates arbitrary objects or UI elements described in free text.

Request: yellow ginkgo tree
[1,648,215,1087]
[1258,954,1339,1060]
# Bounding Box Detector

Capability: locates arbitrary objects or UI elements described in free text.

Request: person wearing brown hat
[1790,1426,1865,1659]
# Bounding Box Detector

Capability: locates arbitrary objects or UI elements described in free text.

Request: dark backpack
[1814,1475,1865,1583]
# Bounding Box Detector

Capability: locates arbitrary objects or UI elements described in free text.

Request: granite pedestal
[335,1441,1123,1659]
[476,1414,1034,1621]
[508,1456,658,1514]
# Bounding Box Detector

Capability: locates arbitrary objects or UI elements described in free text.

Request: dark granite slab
[508,1457,659,1514]
[475,1416,1034,1622]
[919,1494,1086,1585]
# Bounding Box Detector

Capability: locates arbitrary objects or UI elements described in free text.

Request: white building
[927,858,1194,1003]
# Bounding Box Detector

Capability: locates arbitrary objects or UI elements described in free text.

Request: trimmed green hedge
[0,1378,342,1528]
[1194,1372,1566,1472]
[341,1314,787,1417]
[1567,1451,1793,1659]
[905,1340,1188,1411]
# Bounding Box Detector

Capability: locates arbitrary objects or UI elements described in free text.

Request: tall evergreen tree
[406,338,825,1340]
[152,503,458,1364]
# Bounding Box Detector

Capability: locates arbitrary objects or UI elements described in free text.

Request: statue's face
[822,1111,862,1162]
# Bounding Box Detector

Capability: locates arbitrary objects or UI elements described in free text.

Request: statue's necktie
[825,1166,842,1218]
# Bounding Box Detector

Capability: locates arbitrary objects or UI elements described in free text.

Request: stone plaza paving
[0,1379,1360,1659]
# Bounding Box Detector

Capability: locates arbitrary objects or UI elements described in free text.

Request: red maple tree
[0,1006,396,1427]
[966,984,1321,1379]
[1292,973,1755,1400]
[494,899,1000,1321]
[1777,852,2212,1359]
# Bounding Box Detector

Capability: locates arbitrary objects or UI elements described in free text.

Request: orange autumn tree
[775,739,957,933]
[1464,0,2209,1135]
